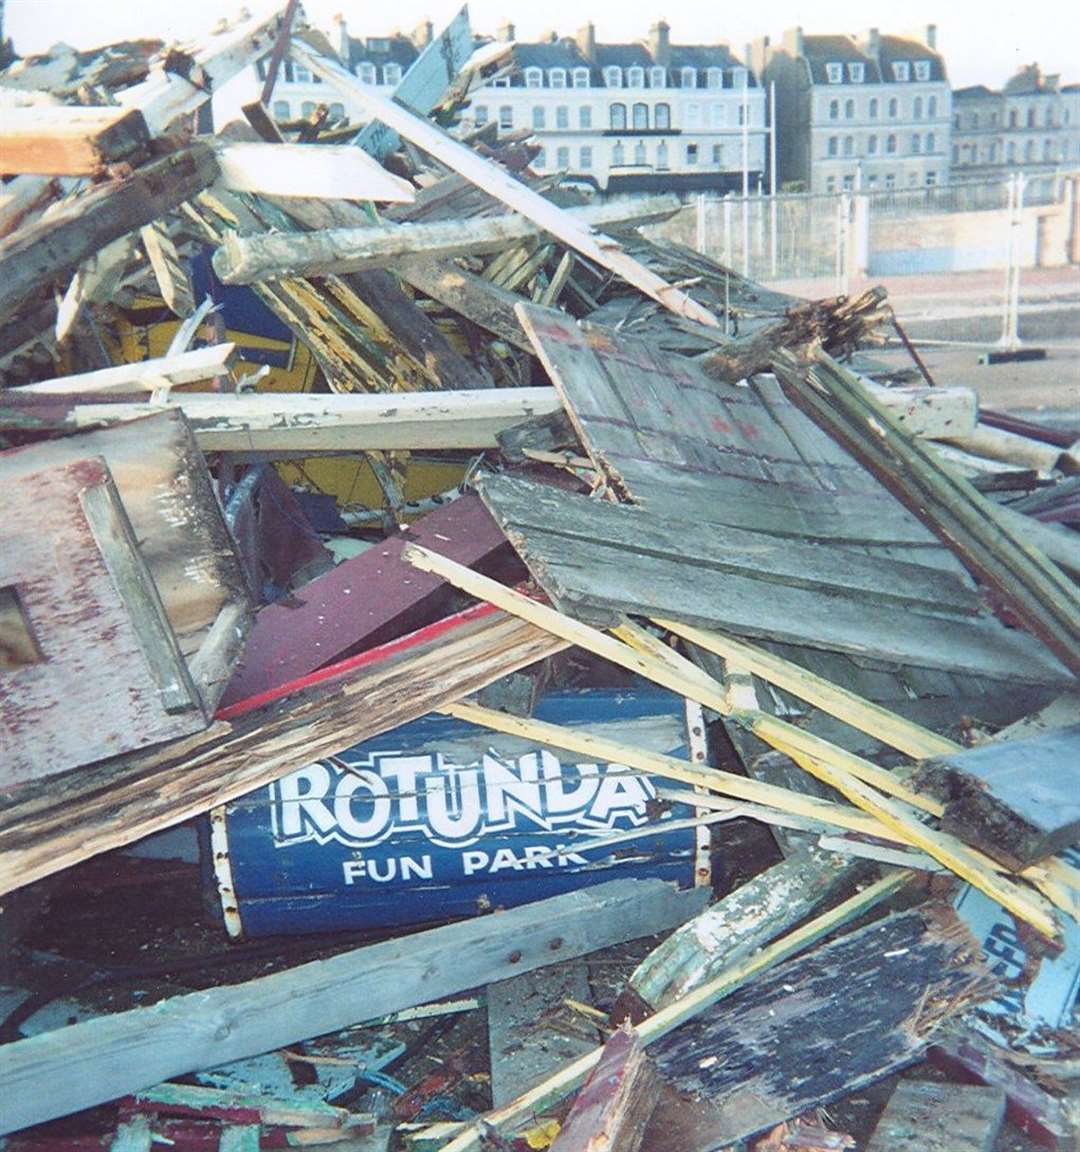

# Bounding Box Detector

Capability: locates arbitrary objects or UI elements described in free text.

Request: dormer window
[291,62,313,83]
[603,65,622,88]
[525,66,543,88]
[627,65,644,88]
[847,62,864,83]
[892,61,911,82]
[491,76,511,87]
[549,68,567,88]
[732,67,748,89]
[572,67,590,88]
[358,62,377,85]
[650,66,666,88]
[681,66,697,88]
[383,63,402,86]
[825,62,843,84]
[914,60,931,81]
[706,67,722,89]
[367,37,390,51]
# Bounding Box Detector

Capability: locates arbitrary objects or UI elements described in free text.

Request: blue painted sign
[215,689,701,937]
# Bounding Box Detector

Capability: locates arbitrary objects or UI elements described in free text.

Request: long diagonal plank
[286,40,720,328]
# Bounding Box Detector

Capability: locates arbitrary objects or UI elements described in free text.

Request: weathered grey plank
[865,1079,1006,1152]
[0,879,706,1135]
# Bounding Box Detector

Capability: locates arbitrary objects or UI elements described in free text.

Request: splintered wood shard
[286,40,720,328]
[641,906,995,1151]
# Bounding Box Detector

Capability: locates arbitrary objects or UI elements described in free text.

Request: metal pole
[696,192,707,254]
[1008,172,1026,348]
[741,74,750,276]
[723,193,732,264]
[999,173,1014,346]
[769,80,778,278]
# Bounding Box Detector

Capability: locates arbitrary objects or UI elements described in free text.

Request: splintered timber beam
[212,196,685,284]
[0,106,151,176]
[16,344,238,394]
[286,41,720,329]
[423,871,913,1152]
[0,387,563,453]
[402,546,1062,942]
[655,618,960,760]
[771,348,1080,679]
[0,879,705,1134]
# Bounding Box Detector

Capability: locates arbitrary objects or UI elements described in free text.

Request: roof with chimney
[877,35,946,82]
[796,31,945,85]
[345,33,420,72]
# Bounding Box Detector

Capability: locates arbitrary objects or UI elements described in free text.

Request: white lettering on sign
[270,749,655,850]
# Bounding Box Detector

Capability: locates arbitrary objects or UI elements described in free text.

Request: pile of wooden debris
[1,5,1078,1151]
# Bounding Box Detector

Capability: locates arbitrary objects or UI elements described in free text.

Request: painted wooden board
[354,6,475,161]
[219,493,510,706]
[215,143,415,203]
[0,605,569,896]
[515,304,939,548]
[0,456,206,789]
[919,725,1080,869]
[0,105,151,176]
[17,344,237,394]
[0,412,250,673]
[0,879,705,1134]
[641,907,994,1151]
[865,1080,1006,1152]
[287,41,719,328]
[476,473,1069,685]
[488,962,599,1107]
[2,387,563,452]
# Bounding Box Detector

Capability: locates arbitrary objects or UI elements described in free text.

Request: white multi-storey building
[465,21,768,195]
[754,26,951,193]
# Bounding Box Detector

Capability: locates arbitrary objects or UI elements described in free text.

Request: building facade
[465,21,768,194]
[754,26,951,194]
[257,17,429,127]
[953,66,1080,198]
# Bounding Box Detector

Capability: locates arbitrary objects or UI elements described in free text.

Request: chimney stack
[749,35,770,77]
[648,19,671,69]
[332,13,349,62]
[860,27,879,57]
[412,19,433,48]
[924,23,937,50]
[496,19,515,43]
[782,26,804,57]
[575,21,596,63]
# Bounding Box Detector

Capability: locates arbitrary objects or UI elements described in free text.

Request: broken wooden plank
[139,221,195,317]
[0,105,151,176]
[0,387,562,453]
[0,456,205,789]
[219,493,511,706]
[865,381,978,440]
[549,1025,659,1152]
[214,196,683,284]
[0,604,568,896]
[214,142,415,203]
[17,344,237,394]
[642,906,994,1152]
[771,347,1080,678]
[488,963,599,1108]
[129,1082,361,1129]
[287,40,719,328]
[917,725,1080,870]
[864,1080,1005,1152]
[0,879,705,1134]
[0,144,220,321]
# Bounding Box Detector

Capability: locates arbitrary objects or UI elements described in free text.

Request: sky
[3,0,1078,91]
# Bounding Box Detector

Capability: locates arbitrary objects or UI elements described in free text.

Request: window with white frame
[556,105,569,128]
[925,170,937,185]
[927,131,935,152]
[826,175,837,192]
[612,140,625,165]
[579,145,593,168]
[525,67,543,88]
[711,102,726,125]
[868,134,878,154]
[927,95,937,117]
[272,100,290,120]
[913,96,923,119]
[532,106,546,129]
[892,61,910,82]
[301,101,316,117]
[650,66,665,88]
[843,135,854,156]
[869,97,879,118]
[604,66,622,88]
[827,136,838,156]
[627,66,644,88]
[610,103,627,129]
[886,133,897,153]
[911,133,921,153]
[825,62,843,84]
[474,105,489,125]
[292,63,312,83]
[384,63,402,86]
[829,99,839,120]
[573,67,590,88]
[686,141,698,163]
[681,67,696,88]
[655,103,671,129]
[885,172,896,188]
[1007,141,1016,163]
[549,68,567,88]
[579,105,592,128]
[732,67,748,88]
[686,102,700,127]
[492,76,511,87]
[328,102,345,120]
[914,60,931,81]
[888,97,898,118]
[556,145,570,167]
[358,62,377,85]
[632,102,648,129]
[657,140,669,168]
[712,142,723,164]
[842,174,854,190]
[634,140,646,164]
[847,62,865,83]
[706,67,722,89]
[499,105,513,129]
[844,98,854,118]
